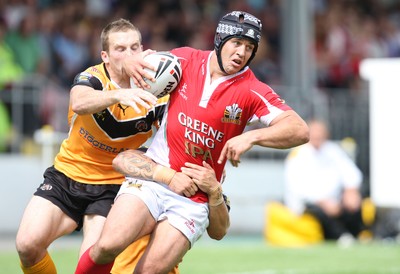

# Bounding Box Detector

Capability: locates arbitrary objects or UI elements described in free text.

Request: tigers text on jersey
[54,63,168,185]
[146,47,291,203]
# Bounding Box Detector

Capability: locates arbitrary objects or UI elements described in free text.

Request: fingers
[129,69,150,89]
[183,162,202,170]
[126,98,150,113]
[217,146,227,164]
[141,49,157,83]
[142,49,156,57]
[182,182,198,197]
[117,88,157,114]
[138,75,152,90]
[229,158,240,167]
[218,144,241,167]
[131,67,154,89]
[202,161,213,169]
[191,179,200,191]
[130,103,141,114]
[126,50,157,89]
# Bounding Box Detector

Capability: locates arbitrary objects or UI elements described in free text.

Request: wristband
[153,165,176,185]
[209,196,224,207]
[208,185,224,207]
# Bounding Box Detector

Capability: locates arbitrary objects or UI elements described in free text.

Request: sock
[75,246,114,274]
[20,251,56,274]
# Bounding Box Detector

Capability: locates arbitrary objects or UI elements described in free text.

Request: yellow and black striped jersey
[54,63,169,185]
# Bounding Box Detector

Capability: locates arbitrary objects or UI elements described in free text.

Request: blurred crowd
[0,0,398,88]
[1,0,400,149]
[0,0,281,90]
[313,0,400,92]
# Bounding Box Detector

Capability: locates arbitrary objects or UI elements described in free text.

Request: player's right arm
[112,149,196,197]
[70,85,157,115]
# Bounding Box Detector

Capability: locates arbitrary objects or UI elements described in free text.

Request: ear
[101,50,109,63]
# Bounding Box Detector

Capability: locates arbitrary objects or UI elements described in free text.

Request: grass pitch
[1,235,399,274]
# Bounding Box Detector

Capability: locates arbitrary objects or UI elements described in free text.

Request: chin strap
[216,50,228,74]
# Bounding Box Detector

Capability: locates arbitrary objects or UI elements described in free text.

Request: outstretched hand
[123,49,157,89]
[115,88,157,113]
[217,134,253,167]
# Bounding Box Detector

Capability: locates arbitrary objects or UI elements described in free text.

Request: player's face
[220,38,255,74]
[309,121,329,149]
[101,30,143,76]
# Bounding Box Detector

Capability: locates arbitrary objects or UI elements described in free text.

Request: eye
[246,44,254,51]
[115,46,125,52]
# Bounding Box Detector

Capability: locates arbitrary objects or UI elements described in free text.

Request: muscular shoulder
[171,47,211,64]
[239,70,290,110]
[72,63,107,90]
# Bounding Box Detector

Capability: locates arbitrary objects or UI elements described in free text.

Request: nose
[236,45,246,57]
[126,49,133,56]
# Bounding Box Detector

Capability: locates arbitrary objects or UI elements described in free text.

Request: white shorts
[116,178,209,247]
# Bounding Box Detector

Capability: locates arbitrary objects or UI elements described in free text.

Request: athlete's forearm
[113,149,155,180]
[207,188,230,240]
[113,149,176,184]
[252,110,309,149]
[70,86,120,115]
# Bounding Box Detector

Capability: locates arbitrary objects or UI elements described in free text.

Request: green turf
[1,236,399,274]
[180,236,400,274]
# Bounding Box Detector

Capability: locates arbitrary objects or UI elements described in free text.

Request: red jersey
[146,47,291,202]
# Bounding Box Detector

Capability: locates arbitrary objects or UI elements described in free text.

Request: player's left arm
[218,110,309,167]
[207,189,230,240]
[181,161,230,240]
[123,49,157,89]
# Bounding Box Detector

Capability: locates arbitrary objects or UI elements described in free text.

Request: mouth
[231,59,242,68]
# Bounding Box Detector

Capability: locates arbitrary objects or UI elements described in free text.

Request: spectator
[5,10,42,74]
[0,99,12,152]
[283,119,366,244]
[0,17,23,89]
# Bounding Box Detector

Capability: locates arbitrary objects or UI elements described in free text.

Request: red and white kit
[147,46,291,203]
[119,46,291,245]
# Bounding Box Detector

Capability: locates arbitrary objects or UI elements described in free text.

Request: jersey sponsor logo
[178,112,224,161]
[221,103,242,125]
[79,127,129,154]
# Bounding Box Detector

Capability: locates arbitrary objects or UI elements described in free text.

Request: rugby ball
[130,52,182,98]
